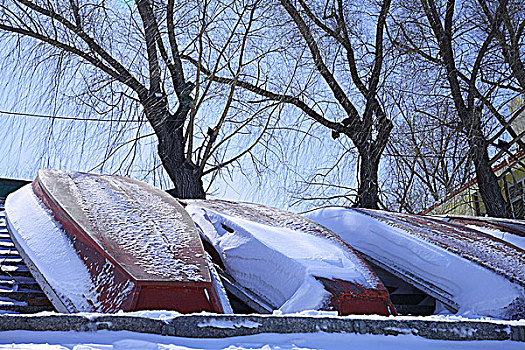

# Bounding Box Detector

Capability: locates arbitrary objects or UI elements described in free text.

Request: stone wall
[1,314,523,342]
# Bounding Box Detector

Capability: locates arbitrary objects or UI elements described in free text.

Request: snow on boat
[5,169,230,313]
[185,199,396,316]
[435,215,525,251]
[306,208,525,319]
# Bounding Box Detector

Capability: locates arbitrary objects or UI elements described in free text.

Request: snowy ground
[0,330,523,350]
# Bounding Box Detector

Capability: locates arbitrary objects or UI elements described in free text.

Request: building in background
[422,97,525,218]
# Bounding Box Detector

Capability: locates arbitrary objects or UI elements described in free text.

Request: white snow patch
[306,208,525,319]
[116,310,180,321]
[461,224,525,251]
[383,326,414,335]
[197,319,261,329]
[273,310,339,317]
[5,185,103,311]
[0,329,523,349]
[187,204,376,314]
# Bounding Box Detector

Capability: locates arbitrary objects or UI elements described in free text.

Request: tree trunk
[357,146,380,209]
[144,97,206,199]
[469,127,509,217]
[158,138,206,199]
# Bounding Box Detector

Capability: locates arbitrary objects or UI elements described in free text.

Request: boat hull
[186,199,395,316]
[9,169,226,313]
[307,208,525,319]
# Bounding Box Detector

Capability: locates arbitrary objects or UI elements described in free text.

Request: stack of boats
[3,169,524,319]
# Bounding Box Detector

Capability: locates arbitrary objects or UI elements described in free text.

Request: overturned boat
[185,200,396,316]
[5,169,230,313]
[307,208,525,319]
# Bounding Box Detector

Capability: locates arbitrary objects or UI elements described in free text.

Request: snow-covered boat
[306,208,525,319]
[185,200,396,316]
[5,169,230,313]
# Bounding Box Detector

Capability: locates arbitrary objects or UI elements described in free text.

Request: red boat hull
[33,170,224,313]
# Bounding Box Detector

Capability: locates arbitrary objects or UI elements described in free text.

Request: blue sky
[0,79,356,213]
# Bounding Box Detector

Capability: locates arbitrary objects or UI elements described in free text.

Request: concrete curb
[0,314,523,342]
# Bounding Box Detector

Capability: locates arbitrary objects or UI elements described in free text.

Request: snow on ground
[187,202,385,314]
[4,184,102,312]
[0,329,523,349]
[306,208,525,319]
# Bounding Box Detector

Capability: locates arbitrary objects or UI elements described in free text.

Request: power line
[0,110,143,123]
[383,152,467,159]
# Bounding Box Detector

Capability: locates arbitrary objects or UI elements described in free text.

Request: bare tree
[0,0,273,198]
[187,0,394,209]
[477,0,525,90]
[390,0,515,217]
[383,95,472,213]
